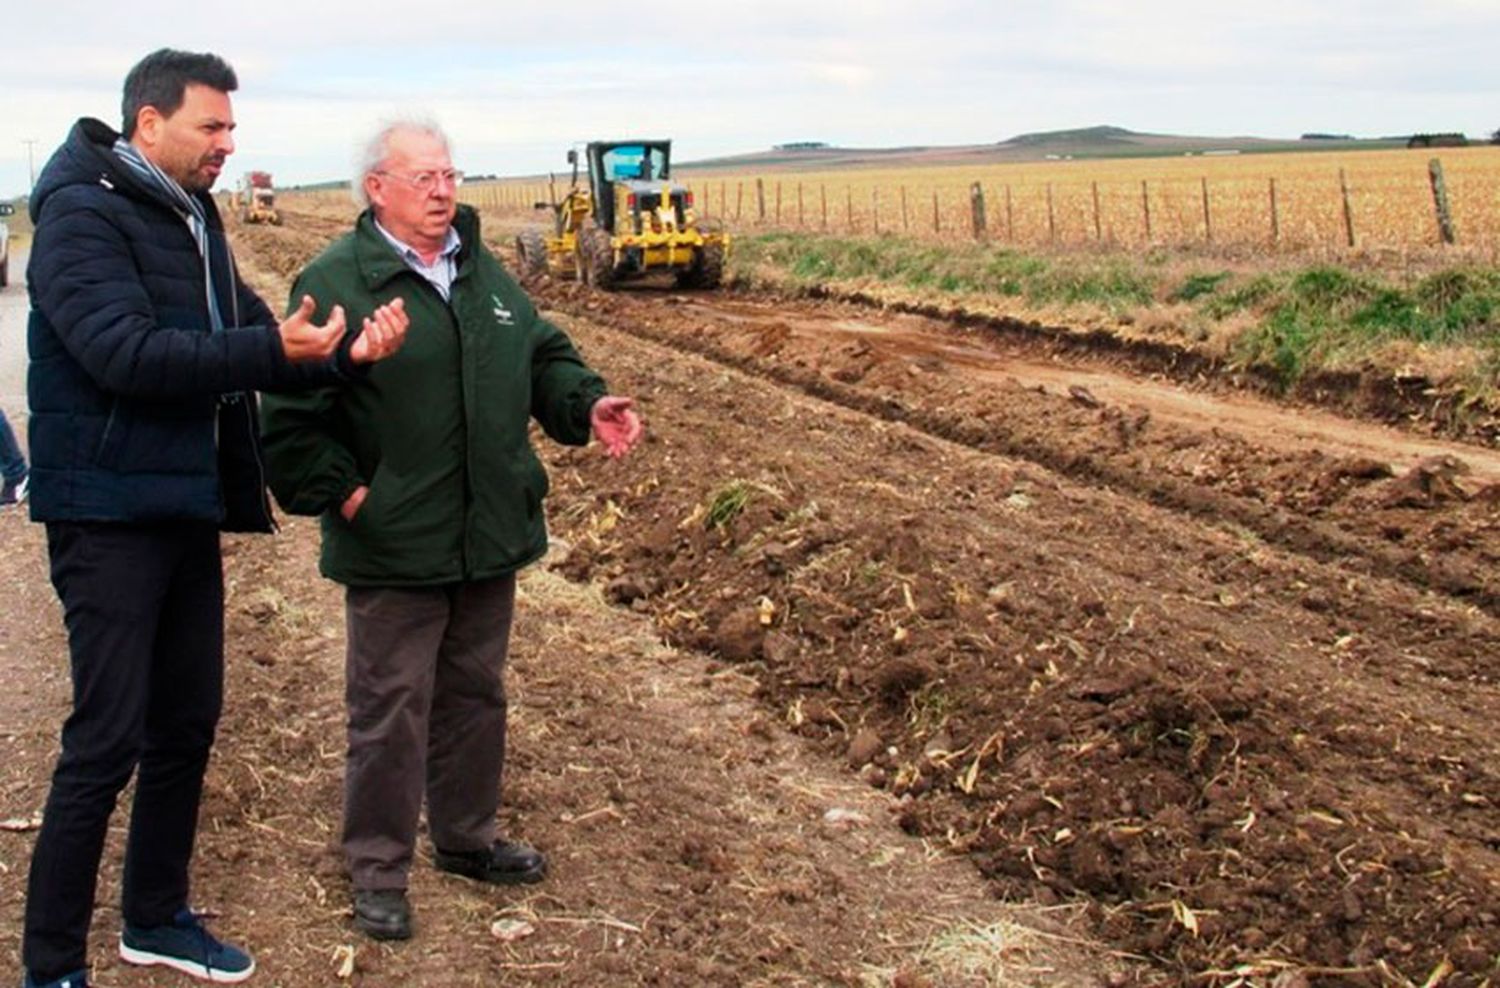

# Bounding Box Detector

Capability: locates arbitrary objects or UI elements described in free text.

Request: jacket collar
[355,204,480,292]
[31,118,224,229]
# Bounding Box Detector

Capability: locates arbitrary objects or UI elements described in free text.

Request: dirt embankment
[515,275,1498,986]
[529,282,1500,624]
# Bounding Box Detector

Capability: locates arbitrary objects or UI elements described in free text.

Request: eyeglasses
[375,168,464,193]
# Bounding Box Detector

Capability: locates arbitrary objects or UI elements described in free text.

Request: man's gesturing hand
[590,396,644,459]
[350,298,408,364]
[278,295,347,362]
[279,296,409,365]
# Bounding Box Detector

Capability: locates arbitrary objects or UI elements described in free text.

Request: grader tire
[677,218,726,289]
[693,239,726,289]
[677,227,725,289]
[579,225,616,289]
[515,229,548,277]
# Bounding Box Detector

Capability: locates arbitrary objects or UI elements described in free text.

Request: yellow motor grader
[515,140,727,289]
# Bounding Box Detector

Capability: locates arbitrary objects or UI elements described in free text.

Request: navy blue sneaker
[119,908,255,983]
[21,970,87,988]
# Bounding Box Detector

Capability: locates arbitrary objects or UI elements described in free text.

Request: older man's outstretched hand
[590,396,644,459]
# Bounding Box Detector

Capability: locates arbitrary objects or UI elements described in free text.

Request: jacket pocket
[346,461,390,532]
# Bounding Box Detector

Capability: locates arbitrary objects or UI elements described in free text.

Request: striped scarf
[112,138,225,334]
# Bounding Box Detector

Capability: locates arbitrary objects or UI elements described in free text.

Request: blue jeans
[0,408,26,484]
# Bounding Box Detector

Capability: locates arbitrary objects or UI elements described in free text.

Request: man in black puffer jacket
[20,49,406,988]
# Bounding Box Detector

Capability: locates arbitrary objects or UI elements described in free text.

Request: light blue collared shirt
[373,219,463,301]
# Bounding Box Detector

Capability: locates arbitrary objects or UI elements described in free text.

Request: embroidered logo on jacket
[491,294,515,326]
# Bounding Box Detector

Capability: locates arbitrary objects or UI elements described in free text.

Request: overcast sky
[2,0,1496,198]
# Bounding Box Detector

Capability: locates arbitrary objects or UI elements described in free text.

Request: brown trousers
[342,575,516,891]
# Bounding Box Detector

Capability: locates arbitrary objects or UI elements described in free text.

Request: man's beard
[174,153,225,193]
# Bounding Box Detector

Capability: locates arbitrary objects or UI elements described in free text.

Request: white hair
[351,115,452,207]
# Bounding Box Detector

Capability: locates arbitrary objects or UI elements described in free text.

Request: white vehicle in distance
[0,201,13,287]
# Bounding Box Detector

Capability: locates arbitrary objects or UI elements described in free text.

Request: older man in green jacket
[260,119,641,941]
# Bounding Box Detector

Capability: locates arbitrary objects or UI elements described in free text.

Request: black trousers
[23,522,224,981]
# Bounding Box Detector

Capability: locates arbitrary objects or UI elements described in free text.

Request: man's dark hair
[121,48,238,138]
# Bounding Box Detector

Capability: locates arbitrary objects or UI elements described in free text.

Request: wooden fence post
[1338,168,1355,247]
[1140,179,1151,242]
[756,178,766,223]
[970,181,987,240]
[1268,177,1279,244]
[1046,183,1056,243]
[1428,158,1456,245]
[932,190,940,234]
[1091,181,1102,241]
[775,181,782,225]
[1201,177,1212,243]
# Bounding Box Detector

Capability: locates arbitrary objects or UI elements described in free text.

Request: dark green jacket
[260,205,606,586]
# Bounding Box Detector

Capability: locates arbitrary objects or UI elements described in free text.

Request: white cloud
[1,0,1496,196]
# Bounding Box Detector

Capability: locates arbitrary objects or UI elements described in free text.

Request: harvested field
[455,146,1500,254]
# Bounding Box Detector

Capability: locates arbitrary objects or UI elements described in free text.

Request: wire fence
[454,146,1500,254]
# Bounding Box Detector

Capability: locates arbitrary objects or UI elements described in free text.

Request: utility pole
[22,139,38,191]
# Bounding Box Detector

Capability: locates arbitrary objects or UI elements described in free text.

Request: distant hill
[677,125,1410,172]
[1003,125,1144,147]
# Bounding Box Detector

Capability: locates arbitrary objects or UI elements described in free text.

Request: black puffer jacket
[26,118,346,531]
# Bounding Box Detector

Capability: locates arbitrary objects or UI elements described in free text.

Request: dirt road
[0,244,28,414]
[3,203,1494,987]
[0,224,1117,986]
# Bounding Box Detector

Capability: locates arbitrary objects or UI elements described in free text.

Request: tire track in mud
[798,285,1500,448]
[528,280,1500,624]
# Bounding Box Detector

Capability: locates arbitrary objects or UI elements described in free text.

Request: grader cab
[515,140,727,289]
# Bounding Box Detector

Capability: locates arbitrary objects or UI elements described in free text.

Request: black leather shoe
[434,840,547,885]
[353,889,412,941]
